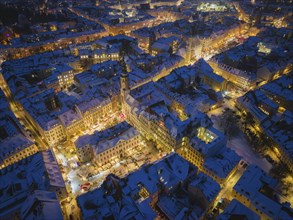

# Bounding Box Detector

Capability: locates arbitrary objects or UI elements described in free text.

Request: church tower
[120,57,129,100]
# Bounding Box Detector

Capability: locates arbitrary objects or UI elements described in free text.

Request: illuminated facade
[208,60,257,90]
[58,69,75,89]
[120,73,240,185]
[0,134,39,169]
[77,144,93,163]
[0,1,292,219]
[43,122,66,146]
[95,130,140,165]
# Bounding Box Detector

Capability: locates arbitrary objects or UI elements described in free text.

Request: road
[14,106,48,150]
[0,82,49,151]
[206,168,244,218]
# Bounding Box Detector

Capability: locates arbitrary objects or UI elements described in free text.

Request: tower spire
[119,56,128,75]
[120,56,129,100]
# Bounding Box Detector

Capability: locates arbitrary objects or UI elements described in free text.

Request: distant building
[55,64,75,89]
[209,29,293,91]
[195,59,226,92]
[150,36,180,56]
[208,58,257,90]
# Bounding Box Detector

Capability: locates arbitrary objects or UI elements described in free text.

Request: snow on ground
[208,107,272,173]
[227,133,272,173]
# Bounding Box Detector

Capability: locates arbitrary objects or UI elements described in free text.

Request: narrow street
[206,168,244,217]
[0,81,49,151]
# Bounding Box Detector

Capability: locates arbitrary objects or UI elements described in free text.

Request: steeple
[120,56,128,75]
[120,57,129,99]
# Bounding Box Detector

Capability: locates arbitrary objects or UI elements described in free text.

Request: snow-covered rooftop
[20,190,63,220]
[77,153,199,219]
[0,134,34,162]
[75,121,132,149]
[0,150,65,218]
[58,109,82,127]
[204,148,241,179]
[234,165,293,219]
[217,199,260,220]
[94,126,140,154]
